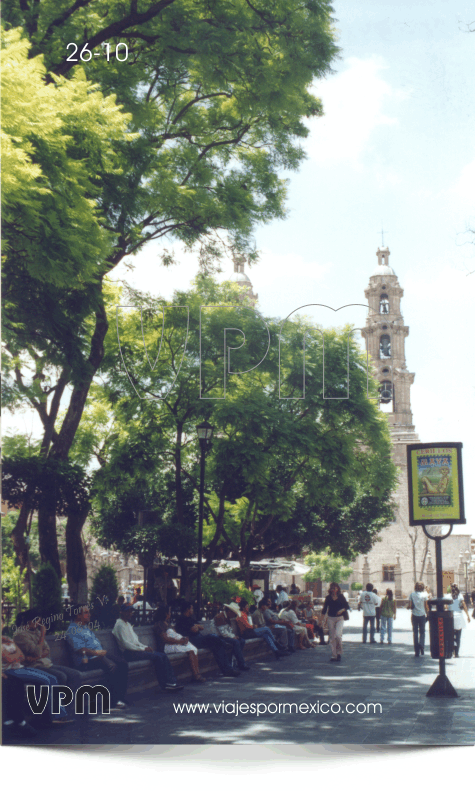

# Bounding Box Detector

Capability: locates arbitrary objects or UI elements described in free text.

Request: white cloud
[307,57,405,168]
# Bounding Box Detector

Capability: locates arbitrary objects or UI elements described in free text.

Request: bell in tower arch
[379,334,391,358]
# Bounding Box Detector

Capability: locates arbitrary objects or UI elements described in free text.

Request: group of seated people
[2,595,325,738]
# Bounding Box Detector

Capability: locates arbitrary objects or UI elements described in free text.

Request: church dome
[371,246,395,277]
[371,263,395,277]
[231,271,252,284]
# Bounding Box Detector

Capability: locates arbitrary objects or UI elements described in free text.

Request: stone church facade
[347,247,471,597]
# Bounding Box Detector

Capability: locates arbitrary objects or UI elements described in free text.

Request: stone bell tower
[360,246,419,455]
[349,247,420,598]
[231,253,258,306]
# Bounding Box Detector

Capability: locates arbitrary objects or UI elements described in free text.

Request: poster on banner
[407,443,466,526]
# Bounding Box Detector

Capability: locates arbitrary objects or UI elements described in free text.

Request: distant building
[347,247,472,596]
[231,253,258,305]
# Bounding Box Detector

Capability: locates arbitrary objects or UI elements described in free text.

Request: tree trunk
[37,504,62,579]
[35,293,108,585]
[51,297,108,461]
[10,501,30,570]
[66,510,89,604]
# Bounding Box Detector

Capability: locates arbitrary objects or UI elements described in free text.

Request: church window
[382,565,395,582]
[379,381,392,403]
[379,334,391,358]
[382,367,389,374]
[380,294,389,314]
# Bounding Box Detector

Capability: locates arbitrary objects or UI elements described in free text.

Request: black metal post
[424,525,458,698]
[196,443,206,621]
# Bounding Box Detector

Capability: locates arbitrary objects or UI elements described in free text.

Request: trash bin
[428,599,454,659]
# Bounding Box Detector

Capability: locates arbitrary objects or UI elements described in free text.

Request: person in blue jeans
[235,602,288,660]
[358,584,381,644]
[214,607,251,670]
[176,603,240,677]
[2,626,69,731]
[407,581,429,657]
[379,589,397,644]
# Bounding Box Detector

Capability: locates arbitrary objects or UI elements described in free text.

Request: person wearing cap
[251,584,264,605]
[112,604,184,692]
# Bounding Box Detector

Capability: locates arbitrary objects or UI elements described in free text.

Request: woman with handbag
[321,582,350,662]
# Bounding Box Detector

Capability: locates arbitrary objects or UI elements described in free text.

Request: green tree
[303,550,354,585]
[89,276,396,582]
[1,555,28,621]
[2,2,339,588]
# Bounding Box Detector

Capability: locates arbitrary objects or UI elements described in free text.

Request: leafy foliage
[1,555,28,617]
[89,276,396,567]
[200,569,254,607]
[2,0,339,580]
[31,561,62,624]
[303,550,354,584]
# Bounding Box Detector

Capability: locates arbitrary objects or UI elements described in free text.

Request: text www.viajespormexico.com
[173,701,382,716]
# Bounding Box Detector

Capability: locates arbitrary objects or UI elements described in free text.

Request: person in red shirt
[234,602,287,660]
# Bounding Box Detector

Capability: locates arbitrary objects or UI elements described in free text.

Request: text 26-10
[66,43,129,62]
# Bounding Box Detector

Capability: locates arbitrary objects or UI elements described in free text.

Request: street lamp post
[195,420,214,621]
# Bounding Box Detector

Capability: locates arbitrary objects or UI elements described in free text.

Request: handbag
[343,610,349,621]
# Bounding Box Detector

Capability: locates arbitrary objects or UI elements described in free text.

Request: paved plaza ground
[6,609,475,746]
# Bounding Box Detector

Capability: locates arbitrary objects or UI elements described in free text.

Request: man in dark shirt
[175,602,240,677]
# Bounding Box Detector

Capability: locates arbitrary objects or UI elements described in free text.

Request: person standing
[379,590,397,644]
[373,589,381,633]
[358,584,381,644]
[448,584,471,657]
[321,582,350,662]
[251,585,264,606]
[406,582,429,657]
[275,586,290,608]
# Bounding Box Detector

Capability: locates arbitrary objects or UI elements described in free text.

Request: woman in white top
[407,582,429,657]
[448,585,471,657]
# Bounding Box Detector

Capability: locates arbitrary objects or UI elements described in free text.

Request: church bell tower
[361,247,419,441]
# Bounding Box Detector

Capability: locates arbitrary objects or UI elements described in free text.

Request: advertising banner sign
[407,442,465,525]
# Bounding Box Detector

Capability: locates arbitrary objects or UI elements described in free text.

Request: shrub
[32,562,62,630]
[90,564,119,627]
[200,572,254,607]
[351,582,363,591]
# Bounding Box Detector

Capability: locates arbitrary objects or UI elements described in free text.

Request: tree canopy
[2,1,340,590]
[88,277,396,582]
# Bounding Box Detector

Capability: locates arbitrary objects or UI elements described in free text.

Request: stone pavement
[5,609,474,745]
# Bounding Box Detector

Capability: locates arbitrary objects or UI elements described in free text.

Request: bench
[46,621,273,694]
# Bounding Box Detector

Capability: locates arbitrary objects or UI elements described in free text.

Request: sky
[7,1,475,535]
[4,0,473,774]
